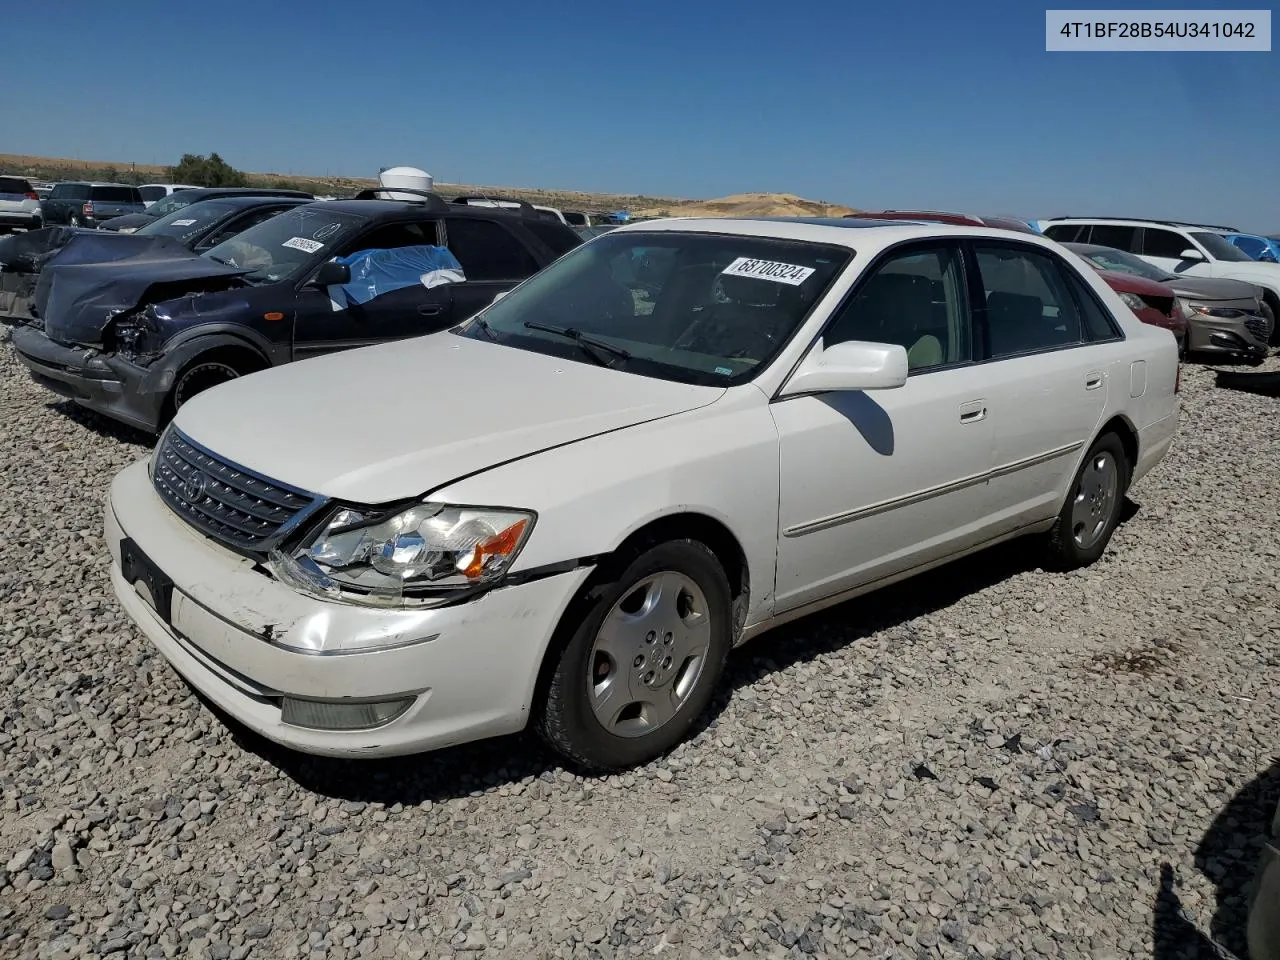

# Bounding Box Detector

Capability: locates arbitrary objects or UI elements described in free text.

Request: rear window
[524,220,582,258]
[0,177,32,194]
[139,186,169,202]
[91,186,142,203]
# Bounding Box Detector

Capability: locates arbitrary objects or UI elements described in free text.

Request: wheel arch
[1096,414,1139,486]
[528,510,752,723]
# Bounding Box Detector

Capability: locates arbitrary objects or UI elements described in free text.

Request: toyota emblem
[180,471,208,503]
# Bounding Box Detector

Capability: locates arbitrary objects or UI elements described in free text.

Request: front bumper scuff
[105,460,591,758]
[9,324,169,432]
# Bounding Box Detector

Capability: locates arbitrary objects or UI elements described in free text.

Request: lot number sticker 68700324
[721,257,815,286]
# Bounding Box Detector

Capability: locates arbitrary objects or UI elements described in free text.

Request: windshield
[1072,245,1170,282]
[201,205,365,283]
[456,230,852,386]
[137,199,237,244]
[1191,232,1252,262]
[145,191,201,217]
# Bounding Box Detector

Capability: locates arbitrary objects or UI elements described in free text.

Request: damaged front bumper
[106,460,591,758]
[9,324,171,433]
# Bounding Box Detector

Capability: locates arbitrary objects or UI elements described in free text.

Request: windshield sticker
[312,222,342,241]
[714,366,734,376]
[169,218,198,227]
[282,236,324,254]
[721,257,815,286]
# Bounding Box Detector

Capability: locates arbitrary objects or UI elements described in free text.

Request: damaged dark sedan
[8,194,580,434]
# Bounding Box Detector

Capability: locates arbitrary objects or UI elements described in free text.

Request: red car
[852,210,1189,353]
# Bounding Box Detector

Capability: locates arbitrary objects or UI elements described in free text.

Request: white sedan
[104,217,1180,771]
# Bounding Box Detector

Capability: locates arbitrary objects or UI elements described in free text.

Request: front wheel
[169,355,247,413]
[537,540,732,772]
[1044,432,1131,571]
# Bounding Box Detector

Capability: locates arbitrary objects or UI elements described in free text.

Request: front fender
[428,388,781,629]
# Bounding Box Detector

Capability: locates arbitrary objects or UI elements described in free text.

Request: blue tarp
[331,245,465,306]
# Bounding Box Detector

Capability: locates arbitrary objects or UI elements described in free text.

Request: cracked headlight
[269,503,535,607]
[1118,291,1146,312]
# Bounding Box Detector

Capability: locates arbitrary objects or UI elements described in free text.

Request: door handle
[417,304,444,317]
[958,400,986,424]
[1085,371,1104,390]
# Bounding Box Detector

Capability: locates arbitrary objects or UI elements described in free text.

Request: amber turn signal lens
[263,311,285,321]
[461,519,529,579]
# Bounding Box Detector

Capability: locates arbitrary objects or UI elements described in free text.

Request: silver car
[1065,242,1273,361]
[0,175,42,233]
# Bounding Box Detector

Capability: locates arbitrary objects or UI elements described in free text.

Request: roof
[611,216,1055,250]
[1042,216,1239,232]
[172,187,314,199]
[315,197,547,220]
[184,195,313,211]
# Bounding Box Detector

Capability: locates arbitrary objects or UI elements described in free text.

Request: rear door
[440,215,545,320]
[969,240,1120,535]
[292,218,452,359]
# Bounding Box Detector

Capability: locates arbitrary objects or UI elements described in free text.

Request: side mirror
[312,260,351,287]
[1178,248,1206,262]
[778,340,909,398]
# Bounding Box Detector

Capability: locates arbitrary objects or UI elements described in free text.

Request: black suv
[10,190,582,434]
[97,186,315,233]
[41,182,145,227]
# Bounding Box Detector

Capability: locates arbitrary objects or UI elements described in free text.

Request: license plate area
[119,537,174,625]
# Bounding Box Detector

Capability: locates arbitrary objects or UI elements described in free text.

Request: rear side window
[1087,225,1138,251]
[974,244,1084,359]
[1064,270,1122,342]
[0,177,32,194]
[1043,224,1088,243]
[444,218,539,281]
[91,186,142,203]
[524,220,582,258]
[1140,228,1190,258]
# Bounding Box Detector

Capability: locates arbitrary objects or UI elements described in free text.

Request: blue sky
[9,0,1279,230]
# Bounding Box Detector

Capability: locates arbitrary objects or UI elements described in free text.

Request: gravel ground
[1,339,1278,960]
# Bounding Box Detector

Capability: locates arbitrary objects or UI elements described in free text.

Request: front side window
[456,230,851,386]
[1043,224,1088,243]
[824,245,971,372]
[1140,228,1191,259]
[975,244,1084,359]
[1190,231,1252,262]
[1088,225,1138,251]
[202,206,365,283]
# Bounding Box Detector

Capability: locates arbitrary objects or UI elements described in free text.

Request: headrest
[719,273,785,307]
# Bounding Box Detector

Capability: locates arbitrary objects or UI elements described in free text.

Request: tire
[537,539,732,772]
[168,353,250,415]
[1044,432,1131,571]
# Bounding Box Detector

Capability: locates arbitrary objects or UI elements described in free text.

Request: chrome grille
[152,428,323,554]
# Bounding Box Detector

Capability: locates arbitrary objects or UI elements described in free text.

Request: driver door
[771,242,996,612]
[292,220,451,360]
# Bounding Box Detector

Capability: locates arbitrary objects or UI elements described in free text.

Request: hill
[0,154,854,219]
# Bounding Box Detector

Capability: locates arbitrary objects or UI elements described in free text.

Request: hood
[1160,274,1262,302]
[173,334,726,504]
[0,225,95,273]
[39,253,250,346]
[98,213,158,231]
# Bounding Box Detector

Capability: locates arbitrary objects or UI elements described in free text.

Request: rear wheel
[537,540,732,772]
[68,214,81,227]
[1044,432,1131,570]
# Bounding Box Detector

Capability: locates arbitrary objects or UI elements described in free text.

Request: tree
[167,152,248,187]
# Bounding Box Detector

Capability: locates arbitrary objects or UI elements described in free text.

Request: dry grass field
[0,153,858,219]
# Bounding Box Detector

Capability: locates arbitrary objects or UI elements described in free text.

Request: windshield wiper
[522,320,631,367]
